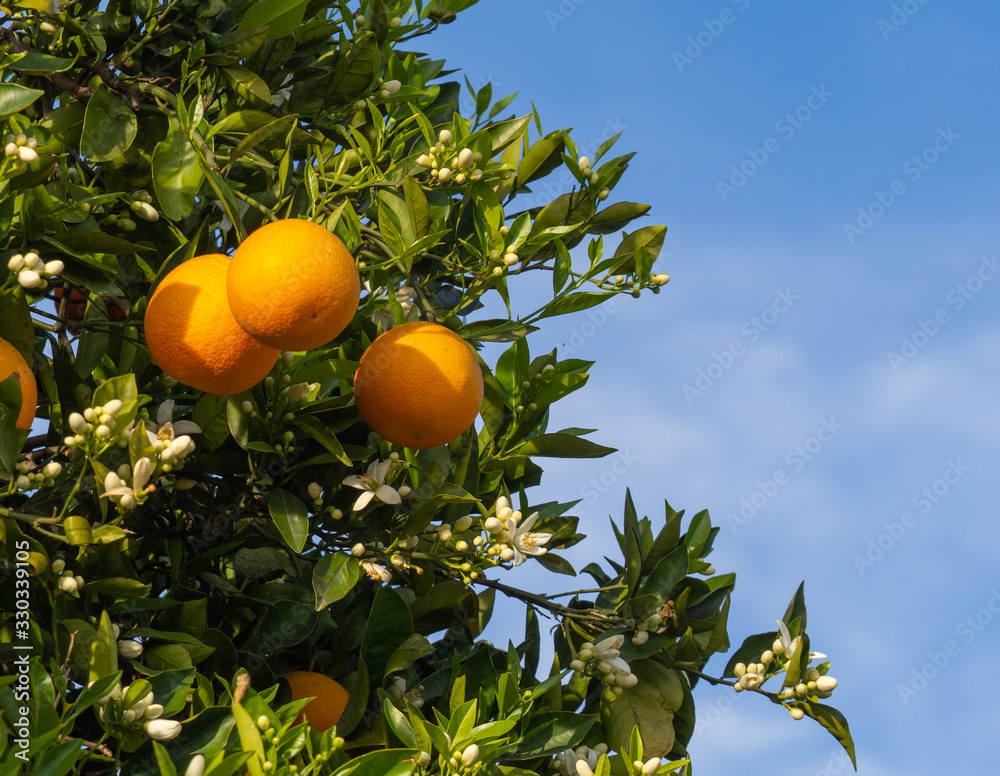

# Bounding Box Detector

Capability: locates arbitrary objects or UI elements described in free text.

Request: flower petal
[519,511,540,532]
[353,490,375,511]
[372,459,392,483]
[375,485,401,505]
[775,619,793,652]
[342,475,367,490]
[132,457,153,491]
[156,401,174,427]
[172,420,202,435]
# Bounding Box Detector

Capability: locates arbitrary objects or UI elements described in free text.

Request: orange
[284,671,350,732]
[353,321,484,449]
[54,287,126,322]
[227,219,360,351]
[144,254,279,395]
[0,337,36,430]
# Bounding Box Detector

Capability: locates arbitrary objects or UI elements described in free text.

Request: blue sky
[427,1,1000,773]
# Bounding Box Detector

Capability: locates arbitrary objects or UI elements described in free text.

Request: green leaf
[553,239,571,294]
[292,414,351,465]
[69,671,122,718]
[536,292,616,321]
[327,31,379,101]
[0,83,44,117]
[384,633,435,677]
[510,711,598,758]
[153,119,204,221]
[641,546,689,603]
[361,586,414,680]
[487,114,531,156]
[226,395,250,448]
[516,433,615,459]
[517,137,565,186]
[80,85,138,162]
[798,702,857,769]
[313,552,360,610]
[589,202,651,235]
[723,632,778,678]
[240,0,308,38]
[46,230,150,255]
[151,741,179,776]
[84,577,152,597]
[10,52,77,75]
[600,660,683,758]
[232,701,266,775]
[459,319,538,343]
[229,115,296,164]
[33,737,84,776]
[88,611,118,684]
[610,225,668,272]
[268,488,309,553]
[223,65,275,106]
[783,581,808,634]
[92,373,139,433]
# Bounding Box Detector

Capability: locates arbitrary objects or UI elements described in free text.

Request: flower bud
[58,576,79,593]
[17,146,39,164]
[438,167,452,183]
[578,156,591,171]
[44,260,65,276]
[454,515,474,532]
[641,758,661,775]
[483,517,503,534]
[773,638,785,655]
[145,703,164,719]
[416,154,433,167]
[789,707,805,720]
[185,754,206,776]
[103,399,123,416]
[351,543,365,556]
[51,559,66,574]
[761,649,774,665]
[134,202,159,222]
[18,270,41,289]
[438,129,453,145]
[383,79,401,95]
[461,744,479,765]
[598,188,610,200]
[815,676,838,692]
[145,718,182,741]
[307,482,323,499]
[118,640,144,658]
[631,630,649,646]
[458,148,474,168]
[615,672,638,688]
[4,142,17,157]
[576,760,594,776]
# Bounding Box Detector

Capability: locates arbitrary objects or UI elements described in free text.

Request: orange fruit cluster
[144,221,360,395]
[142,218,483,449]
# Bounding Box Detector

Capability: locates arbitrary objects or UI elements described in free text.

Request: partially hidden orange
[144,254,279,395]
[284,671,350,732]
[227,219,360,351]
[0,337,36,430]
[353,321,484,449]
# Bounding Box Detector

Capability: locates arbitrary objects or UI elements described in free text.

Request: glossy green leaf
[517,137,565,186]
[223,65,274,106]
[641,546,689,603]
[10,52,77,74]
[798,702,858,769]
[0,82,44,117]
[80,85,137,161]
[152,118,204,220]
[268,488,309,553]
[516,433,615,459]
[313,552,360,610]
[600,660,683,758]
[536,291,616,321]
[47,230,150,255]
[240,0,308,38]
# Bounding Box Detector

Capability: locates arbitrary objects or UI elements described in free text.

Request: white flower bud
[134,202,159,222]
[761,650,774,665]
[458,148,474,168]
[68,412,87,433]
[815,676,838,692]
[4,142,18,157]
[570,659,585,672]
[145,703,164,719]
[598,188,610,201]
[455,515,474,532]
[578,156,591,171]
[500,547,515,561]
[17,146,39,164]
[416,154,433,168]
[58,576,79,593]
[16,475,31,489]
[44,260,65,276]
[7,254,24,271]
[397,485,411,497]
[589,171,599,184]
[795,683,808,696]
[789,707,805,720]
[503,253,518,266]
[641,758,661,775]
[145,718,182,741]
[185,754,206,776]
[576,760,594,776]
[438,167,452,183]
[383,79,401,95]
[438,129,453,145]
[51,559,66,574]
[631,630,649,646]
[118,640,144,658]
[615,672,638,688]
[461,744,479,765]
[18,270,41,289]
[773,638,785,655]
[307,482,323,499]
[577,648,593,661]
[103,399,123,416]
[351,543,365,556]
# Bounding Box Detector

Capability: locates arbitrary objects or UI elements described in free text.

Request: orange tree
[0,2,855,775]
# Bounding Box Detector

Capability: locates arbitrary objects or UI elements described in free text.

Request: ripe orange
[0,337,36,430]
[284,671,350,732]
[144,254,279,395]
[54,287,126,322]
[227,219,360,351]
[353,321,484,449]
